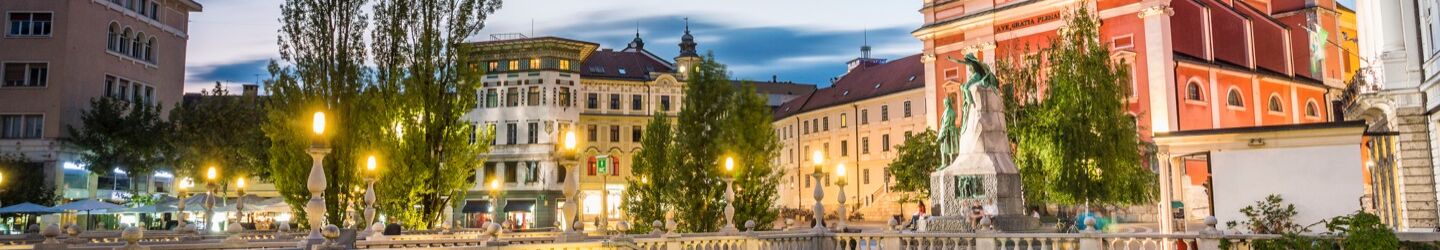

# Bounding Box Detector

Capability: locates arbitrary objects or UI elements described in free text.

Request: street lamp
[810,150,826,231]
[360,155,378,238]
[176,178,195,234]
[720,156,738,233]
[204,166,218,233]
[225,176,247,244]
[304,111,332,242]
[488,179,502,230]
[560,130,580,234]
[835,163,848,232]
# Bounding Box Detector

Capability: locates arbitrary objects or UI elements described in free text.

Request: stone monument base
[926,215,1040,232]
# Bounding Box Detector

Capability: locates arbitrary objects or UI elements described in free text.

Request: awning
[503,200,535,212]
[461,200,490,213]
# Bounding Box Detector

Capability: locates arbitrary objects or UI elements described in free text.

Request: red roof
[773,54,925,120]
[580,49,675,80]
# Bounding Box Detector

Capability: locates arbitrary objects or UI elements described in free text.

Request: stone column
[1157,150,1175,233]
[1139,1,1179,133]
[1396,107,1438,230]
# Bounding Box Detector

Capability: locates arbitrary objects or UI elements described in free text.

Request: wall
[1211,145,1363,229]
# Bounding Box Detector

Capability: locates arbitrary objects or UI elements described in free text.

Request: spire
[678,17,699,58]
[627,22,644,51]
[861,28,872,59]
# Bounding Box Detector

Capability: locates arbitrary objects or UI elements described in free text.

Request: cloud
[185,59,270,93]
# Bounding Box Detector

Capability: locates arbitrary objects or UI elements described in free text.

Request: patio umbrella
[54,199,125,230]
[0,203,59,214]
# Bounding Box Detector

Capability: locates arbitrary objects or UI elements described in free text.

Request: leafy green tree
[368,0,500,229]
[0,154,60,206]
[65,98,169,193]
[168,82,269,185]
[622,112,673,233]
[994,7,1154,207]
[886,130,939,213]
[624,55,783,232]
[265,0,372,229]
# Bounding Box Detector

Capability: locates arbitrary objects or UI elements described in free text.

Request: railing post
[879,234,903,249]
[1078,217,1102,250]
[975,235,998,250]
[1197,216,1223,250]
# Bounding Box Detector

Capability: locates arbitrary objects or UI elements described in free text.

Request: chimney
[243,84,259,97]
[772,75,778,83]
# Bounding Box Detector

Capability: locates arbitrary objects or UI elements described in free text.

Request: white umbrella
[0,203,59,214]
[54,199,126,230]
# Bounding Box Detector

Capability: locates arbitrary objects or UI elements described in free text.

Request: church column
[1140,0,1179,133]
[1157,149,1175,233]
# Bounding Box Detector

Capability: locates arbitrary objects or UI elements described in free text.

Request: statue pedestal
[929,85,1038,232]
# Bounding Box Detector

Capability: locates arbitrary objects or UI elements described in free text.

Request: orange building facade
[913,0,1346,227]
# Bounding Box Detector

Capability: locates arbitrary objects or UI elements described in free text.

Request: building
[0,0,202,200]
[772,46,927,221]
[460,27,816,230]
[1348,0,1440,232]
[914,0,1348,231]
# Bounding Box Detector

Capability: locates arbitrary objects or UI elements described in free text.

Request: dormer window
[618,68,628,75]
[874,83,881,89]
[588,66,605,73]
[842,90,849,96]
[907,75,916,82]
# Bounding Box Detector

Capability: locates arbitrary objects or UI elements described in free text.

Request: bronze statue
[936,53,998,170]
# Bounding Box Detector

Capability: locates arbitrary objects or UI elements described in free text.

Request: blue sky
[183,0,924,93]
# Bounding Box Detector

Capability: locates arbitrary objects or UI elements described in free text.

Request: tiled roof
[734,81,817,96]
[773,54,925,120]
[580,49,675,80]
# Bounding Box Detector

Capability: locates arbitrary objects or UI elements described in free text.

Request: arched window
[1226,88,1244,108]
[131,32,144,58]
[145,37,155,62]
[1268,94,1284,113]
[1305,100,1320,117]
[1185,80,1204,101]
[107,23,120,51]
[119,28,132,54]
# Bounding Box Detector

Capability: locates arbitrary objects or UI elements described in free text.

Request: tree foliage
[622,112,672,233]
[624,54,783,232]
[994,6,1154,206]
[65,98,169,193]
[168,82,270,183]
[0,154,60,207]
[887,130,939,196]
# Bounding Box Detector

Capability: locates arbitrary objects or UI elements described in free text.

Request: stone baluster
[1078,217,1102,250]
[1198,216,1223,250]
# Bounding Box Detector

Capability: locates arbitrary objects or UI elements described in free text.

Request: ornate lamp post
[720,156,738,234]
[305,111,331,241]
[488,180,502,229]
[360,155,378,238]
[809,151,826,231]
[835,163,848,232]
[225,176,248,244]
[204,166,218,233]
[556,130,584,242]
[175,178,194,233]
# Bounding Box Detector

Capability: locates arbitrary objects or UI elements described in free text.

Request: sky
[183,0,926,93]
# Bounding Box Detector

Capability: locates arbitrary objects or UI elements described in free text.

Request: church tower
[675,18,701,79]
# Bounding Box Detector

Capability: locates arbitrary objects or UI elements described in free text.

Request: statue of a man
[936,53,999,170]
[937,97,959,163]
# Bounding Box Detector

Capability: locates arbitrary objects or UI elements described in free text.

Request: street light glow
[312,111,326,135]
[641,176,649,184]
[724,156,734,172]
[811,150,823,165]
[836,163,846,177]
[563,130,577,150]
[490,180,500,189]
[366,155,377,172]
[236,177,246,188]
[206,166,217,180]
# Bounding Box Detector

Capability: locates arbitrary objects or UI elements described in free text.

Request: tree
[886,130,939,212]
[265,0,371,229]
[994,6,1154,207]
[65,98,169,193]
[368,0,500,229]
[624,55,783,232]
[622,112,673,233]
[168,82,269,186]
[0,154,60,206]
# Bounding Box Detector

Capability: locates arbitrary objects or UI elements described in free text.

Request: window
[631,94,643,110]
[527,86,541,106]
[108,23,120,50]
[609,125,620,142]
[861,109,869,125]
[1267,95,1284,113]
[903,101,913,118]
[861,137,870,154]
[631,126,642,142]
[618,68,627,75]
[560,60,571,70]
[609,94,621,110]
[1226,88,1244,108]
[144,38,155,62]
[840,140,849,156]
[508,61,518,71]
[863,169,871,185]
[1186,81,1205,101]
[527,122,538,144]
[529,58,540,69]
[119,28,132,54]
[131,32,144,58]
[485,89,498,108]
[144,86,153,105]
[0,115,42,139]
[117,80,130,101]
[881,105,891,121]
[468,123,477,144]
[105,76,117,98]
[840,113,848,128]
[587,93,599,109]
[882,134,891,152]
[2,63,47,87]
[1305,100,1320,118]
[505,123,517,145]
[558,87,571,107]
[822,117,829,131]
[7,12,52,37]
[804,175,811,187]
[148,1,159,20]
[487,61,500,72]
[588,125,598,142]
[660,96,672,111]
[802,120,809,134]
